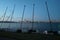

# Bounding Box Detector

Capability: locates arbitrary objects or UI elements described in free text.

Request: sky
[0,0,60,22]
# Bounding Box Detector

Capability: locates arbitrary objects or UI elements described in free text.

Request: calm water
[0,22,60,32]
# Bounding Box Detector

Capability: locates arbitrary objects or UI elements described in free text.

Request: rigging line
[6,4,15,21]
[3,7,8,21]
[10,4,15,21]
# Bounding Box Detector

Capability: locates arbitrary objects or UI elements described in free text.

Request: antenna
[20,5,26,30]
[0,7,8,28]
[45,1,52,31]
[8,4,15,29]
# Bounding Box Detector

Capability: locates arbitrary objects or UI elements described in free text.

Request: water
[0,22,60,32]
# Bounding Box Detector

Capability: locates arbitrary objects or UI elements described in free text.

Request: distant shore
[0,21,60,23]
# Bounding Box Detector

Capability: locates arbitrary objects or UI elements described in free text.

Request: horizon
[0,20,60,23]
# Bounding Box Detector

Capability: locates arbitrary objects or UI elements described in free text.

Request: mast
[20,5,26,30]
[0,7,8,28]
[45,1,52,31]
[10,4,15,21]
[31,4,35,30]
[8,4,15,29]
[2,7,8,21]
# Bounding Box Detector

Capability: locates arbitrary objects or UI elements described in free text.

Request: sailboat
[45,1,58,35]
[16,5,26,33]
[28,4,36,33]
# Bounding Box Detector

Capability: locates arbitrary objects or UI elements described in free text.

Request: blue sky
[0,0,60,22]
